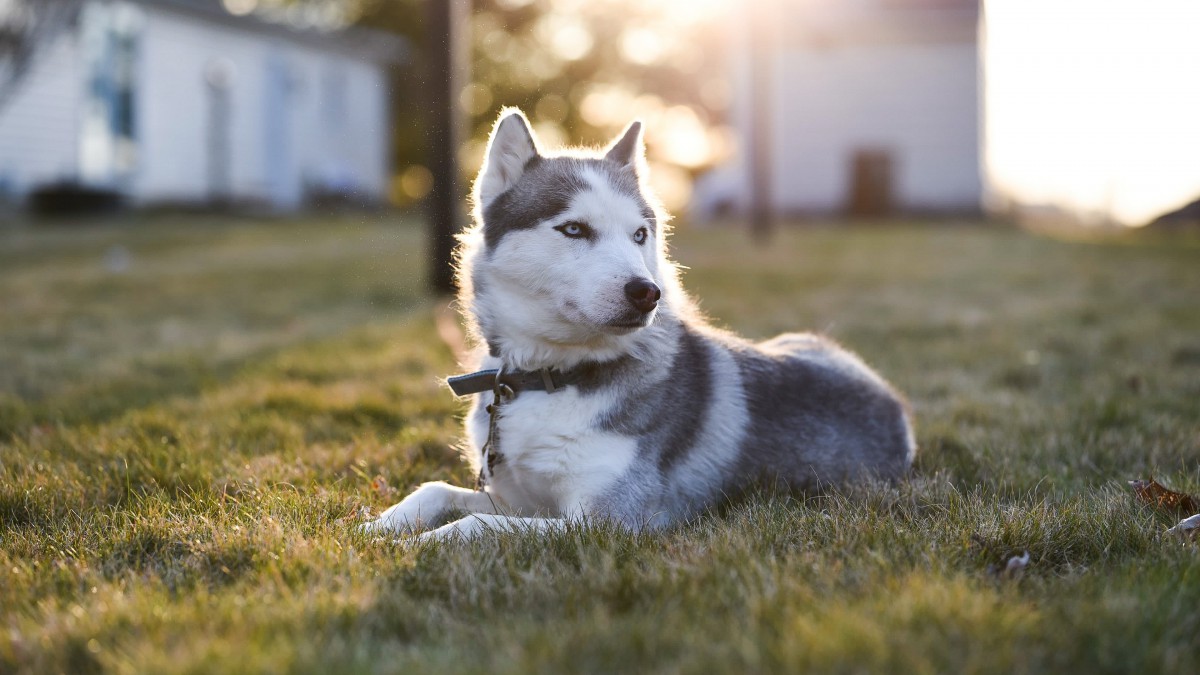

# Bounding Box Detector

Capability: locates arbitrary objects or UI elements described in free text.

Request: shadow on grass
[1,328,420,440]
[1,356,238,440]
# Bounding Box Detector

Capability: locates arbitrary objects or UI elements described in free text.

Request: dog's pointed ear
[604,120,644,168]
[476,109,540,207]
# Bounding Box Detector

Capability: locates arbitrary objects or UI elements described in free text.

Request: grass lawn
[2,215,1199,673]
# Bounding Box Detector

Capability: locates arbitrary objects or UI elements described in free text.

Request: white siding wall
[135,9,258,203]
[696,32,981,218]
[340,60,389,198]
[771,42,981,212]
[134,8,389,208]
[0,32,83,199]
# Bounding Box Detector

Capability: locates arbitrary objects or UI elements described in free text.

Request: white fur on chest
[467,386,637,518]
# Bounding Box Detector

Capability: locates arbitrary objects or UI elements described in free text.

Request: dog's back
[582,322,915,528]
[727,331,916,491]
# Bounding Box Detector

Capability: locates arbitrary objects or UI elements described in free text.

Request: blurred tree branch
[352,0,732,201]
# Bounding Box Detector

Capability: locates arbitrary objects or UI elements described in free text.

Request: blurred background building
[1,0,1198,227]
[698,0,981,219]
[0,0,403,211]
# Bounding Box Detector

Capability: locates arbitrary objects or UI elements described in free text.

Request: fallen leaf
[336,503,374,526]
[370,475,397,498]
[1166,513,1200,538]
[1128,478,1199,515]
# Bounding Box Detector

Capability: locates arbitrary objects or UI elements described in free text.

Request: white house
[697,0,982,218]
[0,0,404,210]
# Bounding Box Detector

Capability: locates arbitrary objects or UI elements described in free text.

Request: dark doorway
[845,148,895,217]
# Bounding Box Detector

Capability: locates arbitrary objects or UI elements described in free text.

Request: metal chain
[476,371,515,489]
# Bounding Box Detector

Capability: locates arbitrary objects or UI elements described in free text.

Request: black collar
[446,366,585,397]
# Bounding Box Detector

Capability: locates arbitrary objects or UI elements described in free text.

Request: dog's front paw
[413,516,488,544]
[358,481,467,535]
[359,500,432,535]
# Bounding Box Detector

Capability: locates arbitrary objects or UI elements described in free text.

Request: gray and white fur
[362,108,916,542]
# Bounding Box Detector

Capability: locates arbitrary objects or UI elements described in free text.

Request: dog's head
[458,108,678,367]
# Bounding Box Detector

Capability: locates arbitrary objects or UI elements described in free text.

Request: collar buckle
[539,368,558,394]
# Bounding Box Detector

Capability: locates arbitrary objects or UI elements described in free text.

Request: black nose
[624,279,661,313]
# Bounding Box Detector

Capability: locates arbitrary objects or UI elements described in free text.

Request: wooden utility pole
[748,0,774,241]
[427,0,469,294]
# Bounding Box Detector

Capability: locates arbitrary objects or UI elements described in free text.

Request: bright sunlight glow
[985,0,1200,225]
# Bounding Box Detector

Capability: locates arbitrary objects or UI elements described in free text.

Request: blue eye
[555,221,591,239]
[633,227,648,245]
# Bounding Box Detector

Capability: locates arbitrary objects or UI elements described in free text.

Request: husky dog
[362,109,915,542]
